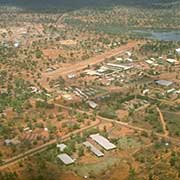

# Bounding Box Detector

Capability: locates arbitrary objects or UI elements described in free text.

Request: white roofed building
[87,100,98,109]
[166,59,177,64]
[176,48,180,54]
[155,80,173,87]
[57,154,75,165]
[83,141,104,157]
[57,143,67,152]
[90,134,116,150]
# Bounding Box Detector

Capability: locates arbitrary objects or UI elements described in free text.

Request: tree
[128,167,136,180]
[78,146,84,157]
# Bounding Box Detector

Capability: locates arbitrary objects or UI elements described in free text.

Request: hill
[0,0,179,10]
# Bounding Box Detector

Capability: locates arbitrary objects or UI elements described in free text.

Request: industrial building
[83,141,104,157]
[57,153,75,165]
[90,134,116,150]
[155,80,173,87]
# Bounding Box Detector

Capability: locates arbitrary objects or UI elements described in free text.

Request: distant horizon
[0,0,178,11]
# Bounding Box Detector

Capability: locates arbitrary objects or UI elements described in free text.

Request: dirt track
[0,119,100,171]
[1,102,180,171]
[39,41,139,91]
[156,107,169,137]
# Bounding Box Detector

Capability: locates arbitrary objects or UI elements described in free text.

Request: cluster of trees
[140,41,180,57]
[0,78,33,113]
[36,100,55,109]
[145,106,163,133]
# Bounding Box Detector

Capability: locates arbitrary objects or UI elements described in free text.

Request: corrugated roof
[87,100,98,109]
[155,80,173,86]
[57,153,75,165]
[83,141,104,157]
[90,134,116,150]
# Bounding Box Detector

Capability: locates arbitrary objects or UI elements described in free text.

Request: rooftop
[57,153,75,165]
[176,48,180,53]
[90,134,116,150]
[107,63,133,70]
[57,143,67,152]
[87,100,98,109]
[155,80,173,87]
[83,141,104,157]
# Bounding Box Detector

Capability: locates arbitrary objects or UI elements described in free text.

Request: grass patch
[117,137,142,150]
[162,111,180,137]
[72,156,121,177]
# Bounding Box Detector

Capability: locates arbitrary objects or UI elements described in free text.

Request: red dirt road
[39,41,139,91]
[0,119,100,171]
[156,107,169,137]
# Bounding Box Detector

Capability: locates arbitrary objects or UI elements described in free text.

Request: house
[84,69,101,76]
[125,51,132,57]
[146,60,158,66]
[5,139,20,146]
[87,100,98,109]
[62,93,73,100]
[126,58,133,62]
[57,153,75,165]
[166,88,175,94]
[83,141,104,157]
[67,74,76,79]
[166,59,177,64]
[45,67,56,72]
[176,48,180,54]
[116,57,123,61]
[175,90,180,94]
[90,134,116,150]
[150,58,155,61]
[143,89,149,95]
[57,143,67,152]
[107,63,133,70]
[23,127,30,131]
[146,60,153,65]
[97,66,109,73]
[155,80,173,87]
[30,86,39,93]
[14,41,20,48]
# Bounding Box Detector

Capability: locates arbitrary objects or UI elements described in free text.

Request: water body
[133,30,180,41]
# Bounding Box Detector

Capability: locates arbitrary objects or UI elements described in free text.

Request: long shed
[83,141,104,157]
[90,134,116,150]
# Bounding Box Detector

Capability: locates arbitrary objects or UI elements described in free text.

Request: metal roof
[57,153,75,165]
[90,134,116,150]
[83,141,104,157]
[87,100,98,109]
[155,80,173,86]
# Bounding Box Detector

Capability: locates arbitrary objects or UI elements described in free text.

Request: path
[51,101,179,142]
[156,106,169,137]
[0,119,100,171]
[51,101,180,145]
[2,102,180,170]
